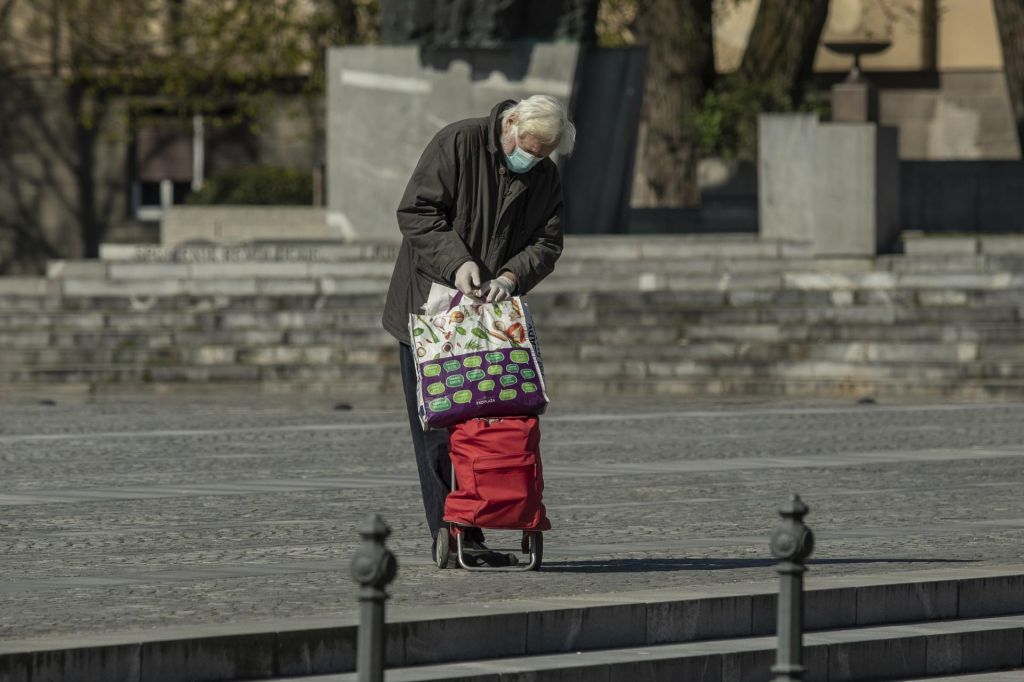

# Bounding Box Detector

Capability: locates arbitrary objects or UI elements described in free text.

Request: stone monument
[758,39,900,257]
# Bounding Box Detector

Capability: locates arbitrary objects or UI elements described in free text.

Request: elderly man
[382,95,575,565]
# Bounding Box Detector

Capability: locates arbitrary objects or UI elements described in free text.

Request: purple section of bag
[419,347,547,428]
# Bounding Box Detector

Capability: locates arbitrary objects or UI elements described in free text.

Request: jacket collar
[487,99,516,155]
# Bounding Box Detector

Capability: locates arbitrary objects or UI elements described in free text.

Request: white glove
[482,275,516,303]
[454,261,482,297]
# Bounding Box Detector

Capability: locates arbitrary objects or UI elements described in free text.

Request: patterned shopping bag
[409,284,548,430]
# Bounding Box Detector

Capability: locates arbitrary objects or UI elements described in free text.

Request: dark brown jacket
[382,100,564,342]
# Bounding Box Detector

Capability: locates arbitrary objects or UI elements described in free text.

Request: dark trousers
[399,343,451,541]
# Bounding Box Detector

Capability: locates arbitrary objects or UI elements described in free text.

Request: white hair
[501,94,576,154]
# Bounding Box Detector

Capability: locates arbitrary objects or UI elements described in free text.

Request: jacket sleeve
[498,172,564,294]
[396,129,473,283]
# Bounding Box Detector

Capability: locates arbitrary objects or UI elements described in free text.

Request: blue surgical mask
[504,128,541,173]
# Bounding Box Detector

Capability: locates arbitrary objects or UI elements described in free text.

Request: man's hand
[454,261,482,297]
[482,274,516,303]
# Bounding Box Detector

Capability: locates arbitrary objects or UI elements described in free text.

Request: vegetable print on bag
[410,284,549,429]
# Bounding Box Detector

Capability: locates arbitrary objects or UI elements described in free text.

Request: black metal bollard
[769,495,815,682]
[350,514,398,682]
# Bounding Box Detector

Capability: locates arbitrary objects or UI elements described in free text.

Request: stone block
[105,313,195,332]
[257,279,319,296]
[669,274,781,293]
[751,588,858,636]
[721,645,828,682]
[273,626,357,677]
[139,634,276,682]
[51,313,105,332]
[98,243,147,260]
[981,235,1024,256]
[184,279,260,297]
[61,279,183,297]
[219,312,272,330]
[46,260,108,279]
[0,277,50,296]
[727,290,777,307]
[189,262,310,279]
[783,273,857,291]
[238,347,306,365]
[639,239,778,260]
[613,655,721,682]
[903,235,979,256]
[647,596,751,644]
[886,255,990,274]
[899,272,1014,290]
[856,581,958,625]
[161,206,328,246]
[687,325,783,343]
[399,612,528,666]
[317,278,391,296]
[193,347,237,365]
[959,575,1024,618]
[0,331,50,349]
[109,263,191,280]
[827,636,927,681]
[563,237,642,260]
[308,262,396,278]
[918,290,970,306]
[526,603,647,655]
[979,344,1024,362]
[808,306,898,325]
[0,645,141,682]
[924,628,1023,675]
[759,114,900,257]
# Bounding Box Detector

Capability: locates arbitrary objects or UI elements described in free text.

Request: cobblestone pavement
[3,390,1024,643]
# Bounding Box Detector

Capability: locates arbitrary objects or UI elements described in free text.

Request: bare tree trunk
[68,82,107,259]
[632,0,714,208]
[920,0,938,71]
[738,0,829,108]
[993,0,1024,155]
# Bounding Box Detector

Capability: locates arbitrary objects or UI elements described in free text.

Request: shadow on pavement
[540,557,979,573]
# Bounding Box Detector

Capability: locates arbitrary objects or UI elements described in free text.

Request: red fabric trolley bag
[440,416,550,570]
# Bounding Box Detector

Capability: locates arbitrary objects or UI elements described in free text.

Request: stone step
[6,357,1024,388]
[3,568,1024,682]
[300,615,1024,681]
[45,254,1024,285]
[9,374,1022,401]
[42,271,1024,296]
[8,339,1024,372]
[907,671,1024,681]
[0,363,398,385]
[902,233,1024,257]
[96,241,402,262]
[56,257,878,281]
[881,254,1024,274]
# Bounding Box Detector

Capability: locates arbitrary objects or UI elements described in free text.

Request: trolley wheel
[529,532,543,571]
[435,526,451,569]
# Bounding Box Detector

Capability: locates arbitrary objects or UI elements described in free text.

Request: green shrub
[186,165,313,205]
[695,77,830,161]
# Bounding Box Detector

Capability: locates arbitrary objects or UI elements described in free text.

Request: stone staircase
[2,234,1024,399]
[5,567,1024,681]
